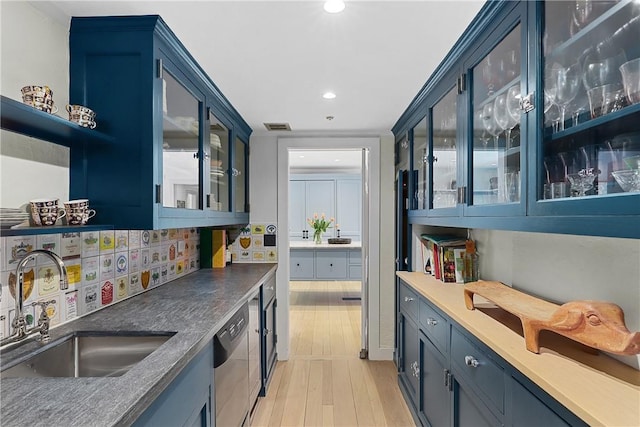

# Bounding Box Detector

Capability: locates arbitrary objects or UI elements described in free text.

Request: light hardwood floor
[251,280,415,427]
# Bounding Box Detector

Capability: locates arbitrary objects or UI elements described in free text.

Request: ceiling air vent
[263,122,291,131]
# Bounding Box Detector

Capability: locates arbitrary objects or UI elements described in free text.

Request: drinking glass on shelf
[481,102,501,149]
[494,93,518,149]
[554,62,582,131]
[567,146,597,197]
[582,49,627,91]
[620,58,640,105]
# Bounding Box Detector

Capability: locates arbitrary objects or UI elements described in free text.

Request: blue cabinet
[396,278,586,427]
[393,0,640,239]
[69,15,251,230]
[134,343,213,427]
[260,275,277,396]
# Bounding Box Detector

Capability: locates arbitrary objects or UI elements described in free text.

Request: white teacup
[64,199,96,225]
[30,200,65,226]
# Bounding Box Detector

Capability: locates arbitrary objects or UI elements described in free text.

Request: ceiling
[33,0,485,134]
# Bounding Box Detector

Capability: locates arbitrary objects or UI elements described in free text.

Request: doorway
[276,137,382,361]
[288,148,365,358]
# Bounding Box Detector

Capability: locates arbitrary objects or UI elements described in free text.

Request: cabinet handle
[426,317,438,326]
[411,361,420,378]
[330,263,333,267]
[296,263,300,267]
[464,355,480,368]
[255,329,260,334]
[264,328,270,336]
[404,296,414,302]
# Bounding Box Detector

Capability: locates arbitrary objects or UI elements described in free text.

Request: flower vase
[313,231,323,244]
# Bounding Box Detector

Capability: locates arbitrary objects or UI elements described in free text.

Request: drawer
[419,300,448,355]
[399,281,419,321]
[315,251,348,279]
[451,326,505,415]
[290,250,314,279]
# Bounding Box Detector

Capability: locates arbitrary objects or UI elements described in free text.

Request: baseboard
[367,346,395,361]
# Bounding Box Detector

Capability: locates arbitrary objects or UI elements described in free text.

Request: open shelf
[1,96,113,147]
[1,223,114,237]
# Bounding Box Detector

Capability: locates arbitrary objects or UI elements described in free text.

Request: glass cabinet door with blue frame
[431,86,460,212]
[535,0,640,216]
[469,19,524,212]
[161,69,203,211]
[234,137,248,213]
[412,117,429,211]
[207,111,230,212]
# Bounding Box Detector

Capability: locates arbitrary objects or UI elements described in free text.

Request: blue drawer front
[451,326,505,415]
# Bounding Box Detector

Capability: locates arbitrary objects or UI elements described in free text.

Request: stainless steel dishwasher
[214,302,249,427]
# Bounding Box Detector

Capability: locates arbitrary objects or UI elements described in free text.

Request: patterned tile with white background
[0,228,200,340]
[229,223,278,263]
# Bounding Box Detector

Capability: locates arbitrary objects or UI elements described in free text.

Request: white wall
[250,131,397,360]
[412,225,640,368]
[1,1,71,207]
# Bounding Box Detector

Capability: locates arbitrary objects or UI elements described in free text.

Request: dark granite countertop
[0,263,277,427]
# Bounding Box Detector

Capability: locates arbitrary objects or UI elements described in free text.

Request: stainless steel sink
[0,331,175,378]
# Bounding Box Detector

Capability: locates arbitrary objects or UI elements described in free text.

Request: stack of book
[420,234,469,283]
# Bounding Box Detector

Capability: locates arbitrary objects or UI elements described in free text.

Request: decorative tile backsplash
[228,223,278,263]
[0,228,200,340]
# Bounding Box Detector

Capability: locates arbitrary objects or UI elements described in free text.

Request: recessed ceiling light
[324,0,345,14]
[323,92,336,99]
[334,158,341,162]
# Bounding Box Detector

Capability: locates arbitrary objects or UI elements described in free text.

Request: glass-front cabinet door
[207,111,229,212]
[234,137,248,212]
[534,0,640,215]
[467,8,526,215]
[161,68,203,211]
[411,117,428,211]
[430,85,460,212]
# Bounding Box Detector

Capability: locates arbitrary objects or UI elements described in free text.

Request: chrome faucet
[1,250,68,347]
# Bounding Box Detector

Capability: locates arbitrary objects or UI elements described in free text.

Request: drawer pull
[426,317,438,326]
[404,296,414,302]
[464,355,480,368]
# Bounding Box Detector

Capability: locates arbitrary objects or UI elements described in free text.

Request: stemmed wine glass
[481,102,500,149]
[494,93,517,149]
[553,62,582,131]
[505,85,522,148]
[475,108,490,148]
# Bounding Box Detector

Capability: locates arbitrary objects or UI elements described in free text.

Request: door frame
[276,136,386,360]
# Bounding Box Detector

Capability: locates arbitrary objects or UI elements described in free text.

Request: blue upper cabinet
[394,0,640,239]
[69,15,251,230]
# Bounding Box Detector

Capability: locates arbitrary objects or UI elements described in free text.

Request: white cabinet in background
[289,174,361,241]
[289,179,335,241]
